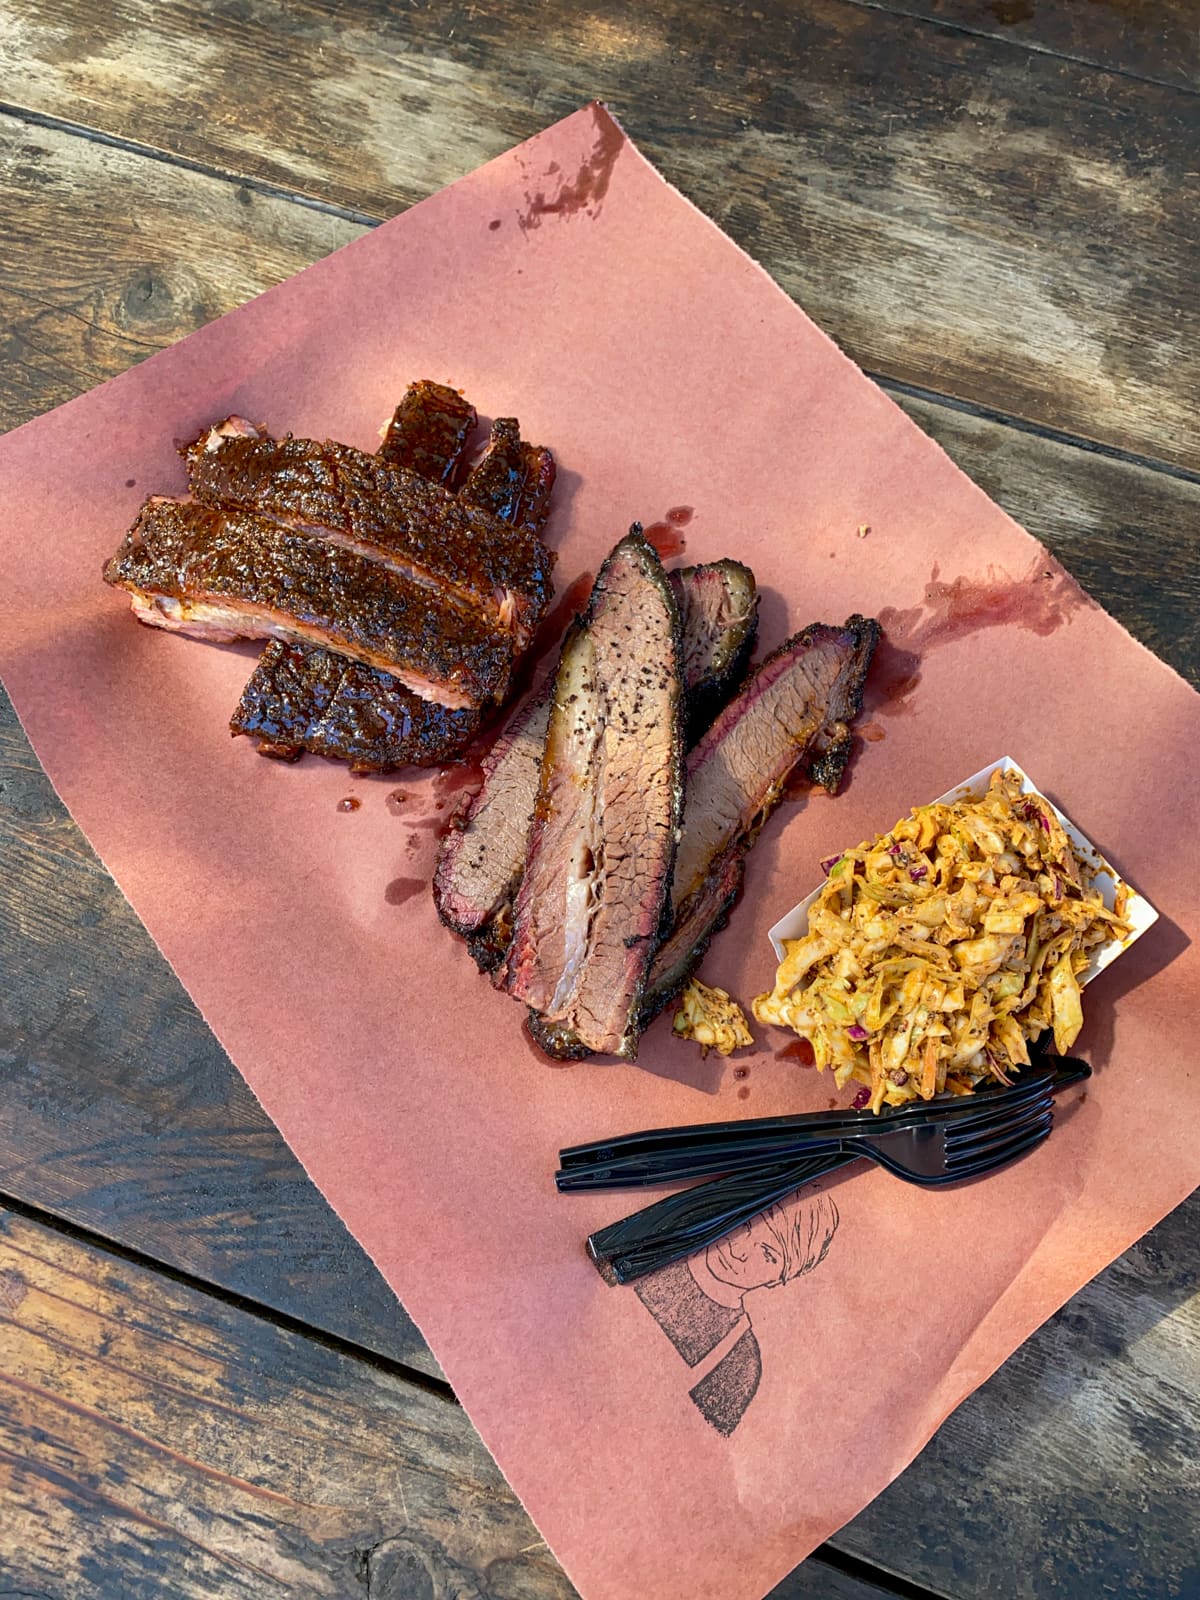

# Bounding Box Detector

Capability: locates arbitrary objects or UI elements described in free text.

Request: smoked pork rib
[434,561,759,955]
[378,380,476,483]
[231,639,482,768]
[230,400,556,768]
[104,497,512,709]
[459,418,557,536]
[498,530,685,1059]
[531,615,880,1058]
[186,419,552,645]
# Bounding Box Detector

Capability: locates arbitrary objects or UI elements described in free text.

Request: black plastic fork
[560,1060,1083,1192]
[589,1081,1066,1284]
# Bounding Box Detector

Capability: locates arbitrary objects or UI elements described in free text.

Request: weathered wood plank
[870,0,1199,91]
[836,1187,1200,1599]
[0,1206,891,1600]
[2,0,1198,468]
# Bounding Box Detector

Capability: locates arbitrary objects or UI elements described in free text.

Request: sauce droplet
[666,505,694,526]
[737,1086,750,1100]
[488,218,502,231]
[859,721,886,743]
[732,1065,749,1080]
[384,876,425,907]
[643,521,687,559]
[386,789,409,813]
[337,796,361,813]
[124,477,137,488]
[777,1039,816,1067]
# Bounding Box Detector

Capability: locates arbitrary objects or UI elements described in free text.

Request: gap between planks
[0,1188,457,1406]
[1,95,1196,492]
[833,0,1199,97]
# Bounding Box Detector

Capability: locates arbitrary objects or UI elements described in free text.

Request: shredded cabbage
[752,769,1129,1111]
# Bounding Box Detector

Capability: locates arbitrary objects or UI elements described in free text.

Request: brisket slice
[433,561,759,950]
[230,399,556,769]
[435,675,554,949]
[378,380,476,483]
[670,616,880,915]
[186,420,553,645]
[497,530,685,1059]
[526,849,746,1060]
[674,560,758,743]
[531,615,880,1058]
[104,497,512,709]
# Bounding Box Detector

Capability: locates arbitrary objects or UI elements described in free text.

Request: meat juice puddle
[643,505,692,561]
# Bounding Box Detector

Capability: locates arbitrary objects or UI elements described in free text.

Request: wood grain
[0,1205,895,1600]
[870,0,1200,90]
[2,0,1198,468]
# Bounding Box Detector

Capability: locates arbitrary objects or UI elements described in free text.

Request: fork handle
[589,1148,858,1284]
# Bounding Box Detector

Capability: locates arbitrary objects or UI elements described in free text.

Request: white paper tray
[767,756,1158,987]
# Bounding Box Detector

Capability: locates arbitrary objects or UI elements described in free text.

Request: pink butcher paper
[1,103,1197,1600]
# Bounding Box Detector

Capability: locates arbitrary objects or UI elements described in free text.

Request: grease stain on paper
[871,557,1087,714]
[384,877,425,907]
[518,103,625,231]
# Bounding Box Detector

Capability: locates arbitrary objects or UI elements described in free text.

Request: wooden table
[1,4,1197,1595]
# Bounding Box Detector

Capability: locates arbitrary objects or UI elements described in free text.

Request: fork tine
[943,1094,1053,1156]
[947,1115,1053,1177]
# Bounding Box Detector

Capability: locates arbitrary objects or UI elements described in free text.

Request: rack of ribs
[226,386,557,769]
[102,381,558,751]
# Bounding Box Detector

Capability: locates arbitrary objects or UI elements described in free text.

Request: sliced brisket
[433,561,759,951]
[497,530,685,1059]
[104,497,513,709]
[530,615,879,1057]
[673,559,758,742]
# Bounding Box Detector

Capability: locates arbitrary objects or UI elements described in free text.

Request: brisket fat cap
[498,530,685,1059]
